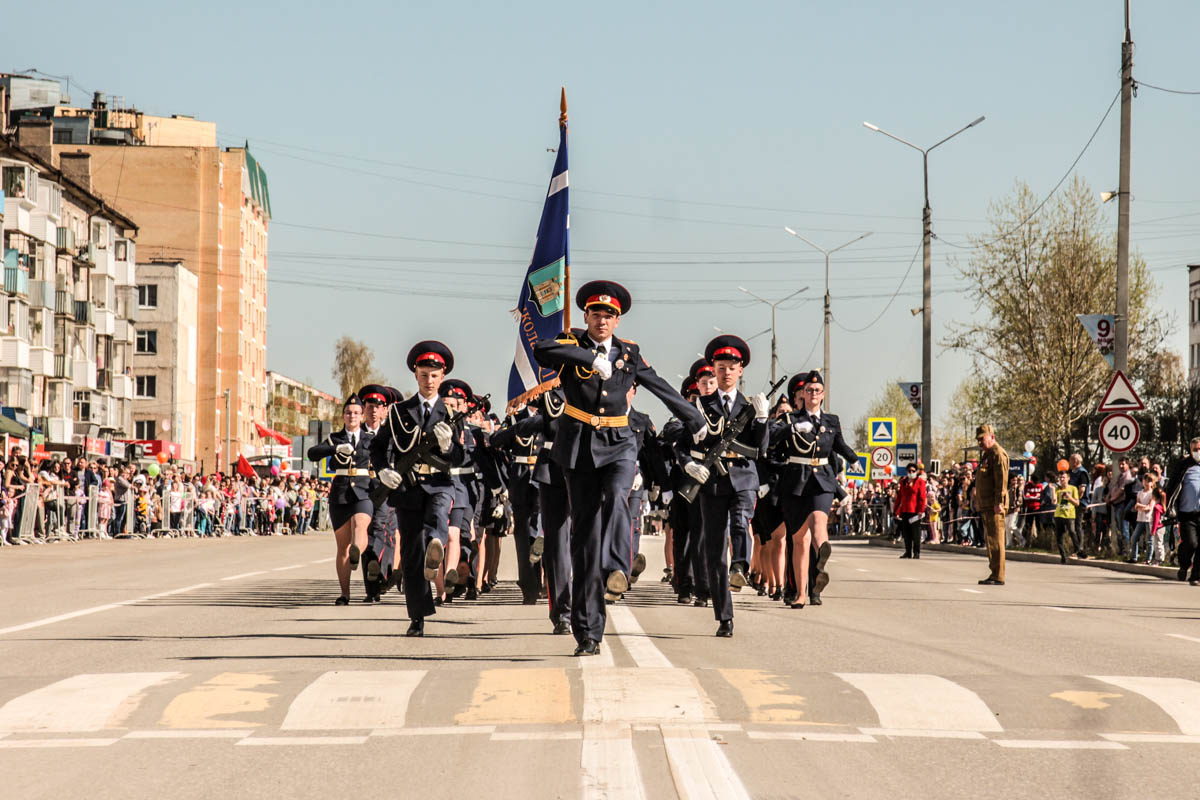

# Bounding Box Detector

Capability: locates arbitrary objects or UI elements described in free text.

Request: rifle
[370,394,490,504]
[679,374,788,504]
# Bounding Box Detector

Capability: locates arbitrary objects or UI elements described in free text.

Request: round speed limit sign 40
[1100,412,1140,452]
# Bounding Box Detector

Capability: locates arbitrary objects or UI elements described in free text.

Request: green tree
[331,336,388,402]
[943,176,1165,462]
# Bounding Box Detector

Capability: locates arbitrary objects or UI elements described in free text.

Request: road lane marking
[220,571,268,581]
[581,722,646,800]
[993,739,1127,750]
[959,588,983,594]
[718,669,806,723]
[238,735,367,746]
[0,673,183,733]
[836,673,1003,733]
[661,724,753,800]
[371,725,493,737]
[1101,733,1200,744]
[855,569,871,573]
[125,730,251,739]
[491,730,583,740]
[747,731,876,742]
[0,737,120,748]
[280,670,425,731]
[860,727,987,739]
[0,584,213,636]
[1167,634,1200,645]
[1050,691,1122,710]
[160,672,277,729]
[456,668,572,725]
[271,564,306,572]
[607,606,672,668]
[584,669,716,724]
[1042,606,1076,613]
[1090,676,1200,735]
[310,558,334,564]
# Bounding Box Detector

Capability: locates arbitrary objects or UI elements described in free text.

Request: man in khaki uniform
[974,425,1010,585]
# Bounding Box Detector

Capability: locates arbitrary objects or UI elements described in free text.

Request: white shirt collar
[717,388,737,406]
[417,393,438,409]
[591,335,613,352]
[363,424,379,435]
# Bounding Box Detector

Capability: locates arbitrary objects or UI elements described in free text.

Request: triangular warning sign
[1097,370,1144,413]
[872,422,892,440]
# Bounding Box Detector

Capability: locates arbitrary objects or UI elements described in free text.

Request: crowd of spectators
[1,447,331,544]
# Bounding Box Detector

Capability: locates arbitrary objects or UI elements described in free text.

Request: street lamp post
[782,228,873,410]
[737,286,808,385]
[862,115,985,466]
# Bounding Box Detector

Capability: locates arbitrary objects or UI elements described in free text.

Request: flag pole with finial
[560,86,570,333]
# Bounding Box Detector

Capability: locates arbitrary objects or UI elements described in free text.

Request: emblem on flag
[528,258,565,316]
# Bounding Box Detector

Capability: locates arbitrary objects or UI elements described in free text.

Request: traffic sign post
[896,443,918,470]
[846,453,870,483]
[1099,412,1140,453]
[871,447,894,469]
[867,417,897,447]
[1097,370,1144,413]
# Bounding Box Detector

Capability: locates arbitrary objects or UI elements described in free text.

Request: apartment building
[1,133,138,458]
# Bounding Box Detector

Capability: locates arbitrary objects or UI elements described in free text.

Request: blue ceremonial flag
[507,91,570,407]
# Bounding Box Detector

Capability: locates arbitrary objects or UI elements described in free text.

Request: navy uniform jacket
[307,428,373,504]
[685,391,769,496]
[532,329,704,469]
[368,394,465,506]
[499,407,540,508]
[491,412,568,489]
[630,408,670,495]
[769,409,857,495]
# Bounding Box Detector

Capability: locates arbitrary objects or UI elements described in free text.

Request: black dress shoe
[693,597,710,608]
[770,590,783,602]
[522,597,538,605]
[366,558,380,582]
[334,595,349,606]
[729,564,748,591]
[574,639,601,656]
[553,619,571,635]
[809,592,823,606]
[900,553,912,559]
[812,542,832,593]
[348,543,361,570]
[783,592,797,606]
[434,597,444,606]
[406,619,424,637]
[362,594,377,603]
[677,593,694,605]
[716,620,734,638]
[1179,566,1189,581]
[631,553,647,583]
[529,536,545,565]
[790,600,805,609]
[465,585,478,601]
[978,578,1006,585]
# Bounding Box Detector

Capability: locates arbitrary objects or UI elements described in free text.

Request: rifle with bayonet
[679,374,788,504]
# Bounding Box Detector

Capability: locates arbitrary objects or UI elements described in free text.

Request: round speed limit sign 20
[1099,412,1140,453]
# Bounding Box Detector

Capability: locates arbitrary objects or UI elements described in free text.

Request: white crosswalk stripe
[0,673,183,733]
[1090,676,1200,735]
[279,670,426,731]
[583,668,716,724]
[836,673,1003,733]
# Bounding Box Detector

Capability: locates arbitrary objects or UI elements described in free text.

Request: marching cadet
[369,341,465,637]
[461,395,504,601]
[504,402,544,605]
[436,378,479,604]
[307,393,375,605]
[770,370,857,608]
[974,424,1010,585]
[691,358,718,398]
[358,384,402,603]
[680,335,770,637]
[750,396,789,601]
[625,383,670,589]
[663,377,709,606]
[491,389,573,634]
[533,280,704,656]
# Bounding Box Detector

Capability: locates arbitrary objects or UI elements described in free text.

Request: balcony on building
[53,353,74,380]
[73,299,93,326]
[54,289,72,316]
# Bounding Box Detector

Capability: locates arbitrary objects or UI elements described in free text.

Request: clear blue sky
[10,1,1199,441]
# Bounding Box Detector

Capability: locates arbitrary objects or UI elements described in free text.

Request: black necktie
[723,395,732,417]
[422,403,431,428]
[598,344,608,360]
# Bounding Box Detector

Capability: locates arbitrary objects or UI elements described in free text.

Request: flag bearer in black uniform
[770,370,857,608]
[358,384,402,603]
[533,280,704,655]
[308,394,375,605]
[663,378,709,605]
[370,341,465,637]
[680,335,770,637]
[491,389,573,634]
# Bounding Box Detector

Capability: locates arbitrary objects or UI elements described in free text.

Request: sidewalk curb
[864,536,1182,581]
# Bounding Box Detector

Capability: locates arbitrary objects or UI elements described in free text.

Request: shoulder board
[620,338,638,346]
[555,331,579,344]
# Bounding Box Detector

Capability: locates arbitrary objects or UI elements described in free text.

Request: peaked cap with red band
[406,340,454,374]
[575,280,632,316]
[680,377,700,397]
[787,373,807,400]
[357,383,391,405]
[689,358,715,380]
[438,378,473,401]
[704,334,752,367]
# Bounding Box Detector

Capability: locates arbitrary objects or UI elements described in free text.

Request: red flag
[236,454,256,479]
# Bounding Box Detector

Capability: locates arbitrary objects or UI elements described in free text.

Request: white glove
[793,420,814,434]
[335,443,354,457]
[632,472,644,491]
[591,355,612,380]
[758,483,770,499]
[378,469,402,490]
[692,426,708,444]
[661,490,674,505]
[684,462,711,484]
[750,393,769,420]
[433,421,453,453]
[648,486,660,502]
[491,503,505,519]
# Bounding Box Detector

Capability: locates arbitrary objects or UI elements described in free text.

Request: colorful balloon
[156,452,169,464]
[146,463,160,478]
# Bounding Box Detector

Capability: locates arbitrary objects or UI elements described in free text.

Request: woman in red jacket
[896,463,928,559]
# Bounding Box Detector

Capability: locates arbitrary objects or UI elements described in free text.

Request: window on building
[135,375,157,398]
[137,284,158,309]
[115,240,128,261]
[73,391,91,422]
[135,329,157,355]
[135,420,156,440]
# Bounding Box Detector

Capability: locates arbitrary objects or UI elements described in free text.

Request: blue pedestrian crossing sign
[867,417,897,447]
[845,453,870,482]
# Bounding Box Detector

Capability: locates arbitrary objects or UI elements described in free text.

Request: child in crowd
[97,479,114,539]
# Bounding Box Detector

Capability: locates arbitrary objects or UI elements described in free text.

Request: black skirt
[329,497,373,530]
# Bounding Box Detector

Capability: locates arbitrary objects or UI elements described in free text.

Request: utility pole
[224,388,231,473]
[738,286,809,387]
[783,229,872,409]
[1114,0,1133,373]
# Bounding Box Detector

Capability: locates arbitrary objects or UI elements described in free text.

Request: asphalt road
[2,533,1199,800]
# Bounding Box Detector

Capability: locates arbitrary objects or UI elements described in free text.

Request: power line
[1137,79,1200,96]
[829,239,924,334]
